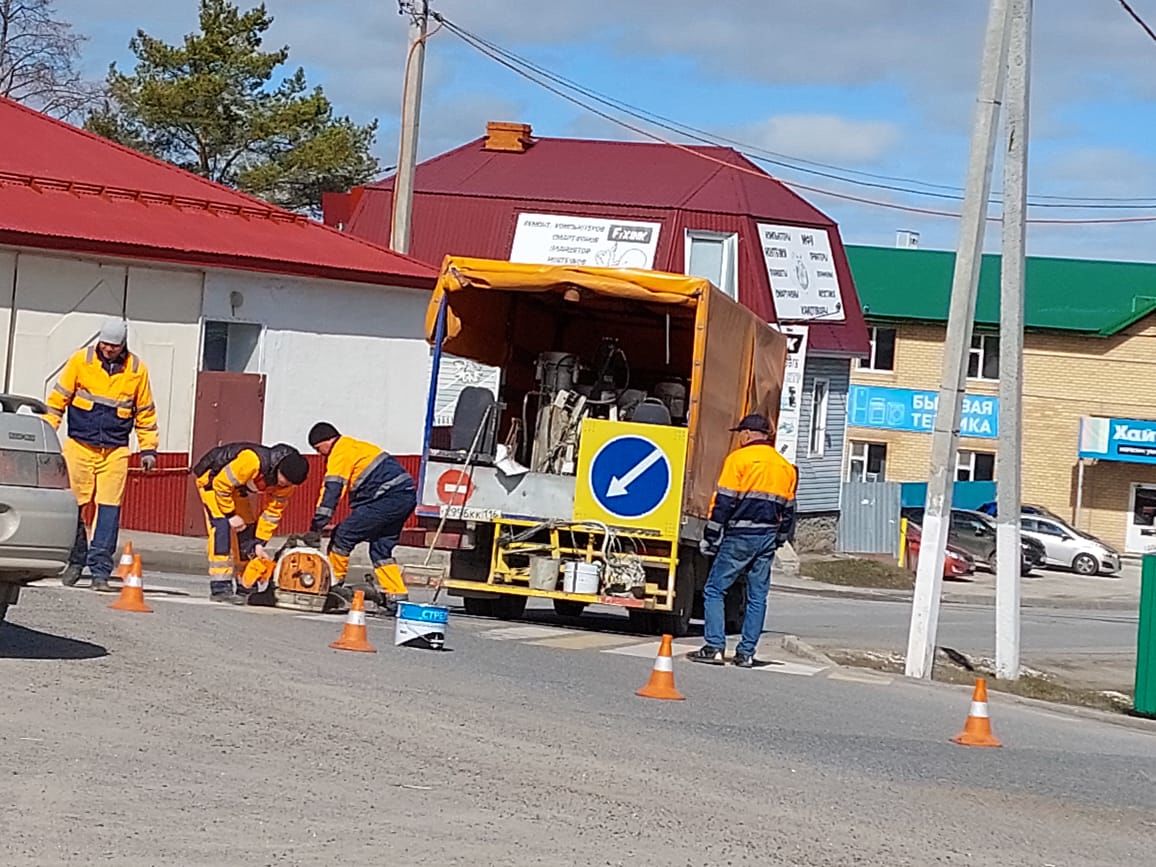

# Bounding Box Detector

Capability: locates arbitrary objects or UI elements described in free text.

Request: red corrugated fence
[117,451,423,544]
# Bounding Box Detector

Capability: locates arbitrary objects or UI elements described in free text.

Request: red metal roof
[0,97,435,289]
[342,134,868,354]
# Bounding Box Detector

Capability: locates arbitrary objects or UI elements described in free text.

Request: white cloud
[738,114,902,165]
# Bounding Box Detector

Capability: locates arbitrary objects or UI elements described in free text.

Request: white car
[0,395,78,624]
[1020,515,1122,576]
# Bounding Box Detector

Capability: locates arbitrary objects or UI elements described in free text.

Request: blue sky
[56,0,1156,261]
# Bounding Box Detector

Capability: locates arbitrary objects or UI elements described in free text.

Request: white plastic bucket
[395,602,449,650]
[562,561,601,595]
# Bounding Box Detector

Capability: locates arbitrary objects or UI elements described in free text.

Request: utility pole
[390,0,429,255]
[905,0,1013,680]
[995,0,1032,681]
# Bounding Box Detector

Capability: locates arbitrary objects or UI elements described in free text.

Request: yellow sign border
[573,418,688,539]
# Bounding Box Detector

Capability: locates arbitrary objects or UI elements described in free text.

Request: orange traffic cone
[113,542,135,579]
[951,678,1002,748]
[109,555,152,614]
[329,589,377,653]
[636,634,685,701]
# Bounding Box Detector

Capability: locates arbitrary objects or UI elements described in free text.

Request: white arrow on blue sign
[589,435,672,520]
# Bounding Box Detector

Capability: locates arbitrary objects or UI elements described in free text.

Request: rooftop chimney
[895,229,920,249]
[483,121,534,153]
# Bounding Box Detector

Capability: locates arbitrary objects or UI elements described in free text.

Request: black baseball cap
[730,413,772,434]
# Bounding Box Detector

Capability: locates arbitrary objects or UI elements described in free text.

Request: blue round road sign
[589,435,671,520]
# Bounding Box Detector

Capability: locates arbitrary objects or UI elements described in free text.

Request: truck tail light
[37,454,70,489]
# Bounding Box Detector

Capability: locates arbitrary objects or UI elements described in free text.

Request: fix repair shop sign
[757,223,845,322]
[510,213,662,269]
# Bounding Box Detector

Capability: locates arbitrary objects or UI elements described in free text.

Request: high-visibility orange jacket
[705,439,797,545]
[311,436,415,532]
[193,443,299,543]
[44,346,158,453]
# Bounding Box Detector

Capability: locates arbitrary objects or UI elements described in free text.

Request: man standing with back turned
[305,422,416,613]
[689,413,797,668]
[44,318,159,592]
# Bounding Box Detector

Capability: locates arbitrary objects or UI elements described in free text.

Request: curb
[780,578,1138,612]
[777,634,838,668]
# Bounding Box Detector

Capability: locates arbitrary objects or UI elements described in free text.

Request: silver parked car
[1020,515,1122,576]
[0,395,78,624]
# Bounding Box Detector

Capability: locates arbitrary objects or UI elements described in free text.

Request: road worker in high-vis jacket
[44,318,159,593]
[305,422,417,612]
[192,442,309,603]
[688,413,797,669]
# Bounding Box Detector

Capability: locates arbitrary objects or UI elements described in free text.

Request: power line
[435,15,1156,224]
[437,13,1156,210]
[1118,0,1156,42]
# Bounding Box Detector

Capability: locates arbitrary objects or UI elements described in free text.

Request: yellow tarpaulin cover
[425,257,709,366]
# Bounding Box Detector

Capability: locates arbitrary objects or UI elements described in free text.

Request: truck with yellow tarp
[415,257,787,636]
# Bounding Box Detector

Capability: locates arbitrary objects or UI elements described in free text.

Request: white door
[1125,483,1156,553]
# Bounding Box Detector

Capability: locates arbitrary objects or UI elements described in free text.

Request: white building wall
[202,270,431,454]
[0,249,200,452]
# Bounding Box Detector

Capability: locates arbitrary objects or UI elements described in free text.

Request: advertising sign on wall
[756,222,845,322]
[510,213,662,269]
[773,325,809,463]
[848,385,999,439]
[1079,416,1156,465]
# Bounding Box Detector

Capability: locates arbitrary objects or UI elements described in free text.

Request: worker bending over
[689,413,797,668]
[44,318,159,592]
[306,422,416,611]
[192,442,309,602]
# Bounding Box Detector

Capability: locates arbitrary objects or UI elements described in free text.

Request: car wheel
[1072,553,1099,576]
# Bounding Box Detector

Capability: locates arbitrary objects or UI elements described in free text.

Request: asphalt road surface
[3,572,1154,866]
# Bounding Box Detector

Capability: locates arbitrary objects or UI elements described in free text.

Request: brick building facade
[844,244,1156,552]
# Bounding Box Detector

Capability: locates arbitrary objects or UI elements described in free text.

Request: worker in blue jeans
[689,413,797,668]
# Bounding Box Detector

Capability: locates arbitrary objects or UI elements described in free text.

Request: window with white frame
[956,450,996,482]
[808,377,830,457]
[858,326,897,371]
[202,320,261,373]
[685,231,738,300]
[968,332,999,380]
[847,441,887,482]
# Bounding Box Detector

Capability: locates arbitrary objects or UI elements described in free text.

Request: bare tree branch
[0,0,103,120]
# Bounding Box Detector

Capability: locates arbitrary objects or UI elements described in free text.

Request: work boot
[209,580,247,605]
[60,564,83,587]
[90,576,114,593]
[687,646,726,665]
[379,593,408,618]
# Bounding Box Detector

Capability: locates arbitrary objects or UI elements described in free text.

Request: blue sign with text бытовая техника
[848,385,999,439]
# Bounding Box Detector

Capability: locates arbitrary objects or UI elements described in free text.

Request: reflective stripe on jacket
[311,436,415,532]
[44,347,158,451]
[192,443,300,542]
[705,440,798,543]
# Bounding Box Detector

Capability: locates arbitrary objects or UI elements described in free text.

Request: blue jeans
[702,533,777,657]
[70,504,121,579]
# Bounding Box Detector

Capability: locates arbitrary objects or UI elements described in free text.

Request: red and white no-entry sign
[436,469,475,507]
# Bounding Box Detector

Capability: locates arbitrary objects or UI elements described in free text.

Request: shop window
[202,320,261,373]
[968,333,999,381]
[847,441,887,482]
[685,231,738,300]
[808,377,830,457]
[956,449,995,482]
[858,326,897,371]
